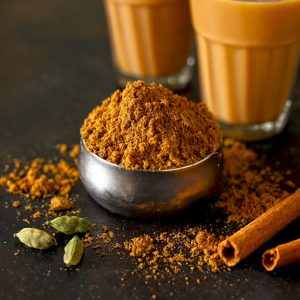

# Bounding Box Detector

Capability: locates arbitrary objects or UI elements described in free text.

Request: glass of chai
[189,0,300,141]
[104,0,194,90]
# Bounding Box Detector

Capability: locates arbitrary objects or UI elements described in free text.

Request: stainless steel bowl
[78,139,223,218]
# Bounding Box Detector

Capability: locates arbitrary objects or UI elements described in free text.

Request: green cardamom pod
[64,235,84,267]
[48,216,91,234]
[14,228,57,249]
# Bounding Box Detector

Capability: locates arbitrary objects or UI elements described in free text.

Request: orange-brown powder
[81,81,222,170]
[12,200,21,208]
[0,155,79,199]
[49,196,74,211]
[123,227,228,278]
[0,145,80,221]
[124,235,154,258]
[215,139,293,224]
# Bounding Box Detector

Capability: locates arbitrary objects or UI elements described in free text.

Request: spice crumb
[49,196,73,211]
[33,211,42,219]
[124,235,154,258]
[56,144,68,154]
[12,200,21,208]
[69,145,80,159]
[102,225,109,232]
[24,205,32,211]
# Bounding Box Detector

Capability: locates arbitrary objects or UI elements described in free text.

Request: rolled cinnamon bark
[262,238,300,271]
[218,189,300,267]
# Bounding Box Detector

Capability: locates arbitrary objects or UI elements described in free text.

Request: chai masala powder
[81,80,222,170]
[0,144,80,220]
[216,139,294,225]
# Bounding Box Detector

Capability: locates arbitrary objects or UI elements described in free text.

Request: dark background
[0,1,300,299]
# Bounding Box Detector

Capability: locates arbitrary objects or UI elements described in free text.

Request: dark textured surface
[0,1,300,300]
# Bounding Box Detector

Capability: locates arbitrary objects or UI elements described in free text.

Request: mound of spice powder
[81,81,222,170]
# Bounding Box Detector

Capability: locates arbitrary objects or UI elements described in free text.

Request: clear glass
[117,57,195,91]
[104,0,194,90]
[190,0,300,140]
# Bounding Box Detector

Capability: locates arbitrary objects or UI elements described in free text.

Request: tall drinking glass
[104,0,194,90]
[190,0,300,140]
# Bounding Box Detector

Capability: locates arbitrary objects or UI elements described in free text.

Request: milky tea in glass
[104,0,194,90]
[190,0,300,140]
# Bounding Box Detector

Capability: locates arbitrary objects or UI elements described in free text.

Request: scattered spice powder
[83,225,121,256]
[0,157,79,199]
[56,144,80,161]
[122,227,228,278]
[215,139,293,224]
[81,81,222,170]
[83,232,94,248]
[0,144,80,221]
[98,229,115,244]
[125,235,154,258]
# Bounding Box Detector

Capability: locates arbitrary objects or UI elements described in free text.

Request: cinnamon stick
[262,238,300,271]
[218,189,300,267]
